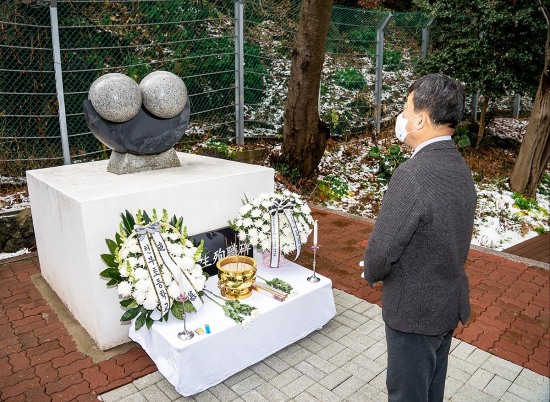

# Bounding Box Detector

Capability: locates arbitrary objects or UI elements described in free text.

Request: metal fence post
[235,0,245,145]
[50,0,71,165]
[421,18,434,59]
[374,12,392,134]
[513,93,521,118]
[471,93,479,121]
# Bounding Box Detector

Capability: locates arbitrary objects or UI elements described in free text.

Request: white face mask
[395,112,420,142]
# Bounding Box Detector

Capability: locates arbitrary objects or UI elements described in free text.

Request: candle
[313,220,318,246]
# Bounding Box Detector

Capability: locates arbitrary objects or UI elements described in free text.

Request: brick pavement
[0,206,548,401]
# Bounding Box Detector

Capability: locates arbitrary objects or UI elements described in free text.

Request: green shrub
[332,68,366,91]
[201,137,236,159]
[368,144,408,184]
[317,174,349,201]
[511,192,538,211]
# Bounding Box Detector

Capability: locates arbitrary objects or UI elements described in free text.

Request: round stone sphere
[140,71,188,119]
[88,73,142,123]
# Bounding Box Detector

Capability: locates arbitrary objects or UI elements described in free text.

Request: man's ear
[415,112,429,130]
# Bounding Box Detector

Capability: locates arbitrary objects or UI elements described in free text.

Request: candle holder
[307,244,321,283]
[177,313,194,341]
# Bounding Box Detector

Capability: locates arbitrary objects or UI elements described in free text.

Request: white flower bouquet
[100,209,207,330]
[229,190,314,258]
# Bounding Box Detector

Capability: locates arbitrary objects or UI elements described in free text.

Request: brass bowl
[216,256,257,300]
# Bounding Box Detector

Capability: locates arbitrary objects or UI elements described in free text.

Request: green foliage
[453,125,472,149]
[368,144,408,183]
[534,227,547,235]
[201,137,236,159]
[538,173,550,197]
[262,277,293,294]
[414,0,546,100]
[333,67,367,91]
[511,192,538,211]
[317,174,350,201]
[273,162,301,184]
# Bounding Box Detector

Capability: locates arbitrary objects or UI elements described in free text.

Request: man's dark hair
[407,74,465,129]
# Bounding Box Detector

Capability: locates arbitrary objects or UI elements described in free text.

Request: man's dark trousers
[385,325,454,402]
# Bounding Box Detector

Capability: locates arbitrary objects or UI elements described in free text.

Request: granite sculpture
[83,71,191,174]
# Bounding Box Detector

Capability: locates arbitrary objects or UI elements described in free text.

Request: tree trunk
[475,97,489,150]
[282,0,334,178]
[510,4,550,196]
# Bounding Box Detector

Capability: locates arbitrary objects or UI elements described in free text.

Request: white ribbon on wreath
[269,199,302,268]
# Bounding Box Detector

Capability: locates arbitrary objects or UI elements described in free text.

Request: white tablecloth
[129,257,336,396]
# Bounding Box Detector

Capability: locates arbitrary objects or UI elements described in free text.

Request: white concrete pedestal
[27,153,274,350]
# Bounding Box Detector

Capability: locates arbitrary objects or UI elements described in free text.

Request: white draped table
[129,257,336,396]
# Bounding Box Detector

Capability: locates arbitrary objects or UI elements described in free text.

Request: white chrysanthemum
[143,294,158,310]
[259,193,270,200]
[251,198,261,207]
[260,240,270,250]
[168,232,181,241]
[249,236,259,246]
[172,256,184,267]
[133,267,148,281]
[191,275,206,290]
[181,256,195,270]
[133,289,146,305]
[162,271,173,284]
[238,231,247,241]
[262,212,270,222]
[127,256,139,268]
[261,200,271,209]
[128,243,141,254]
[168,282,180,299]
[167,242,184,256]
[117,281,133,297]
[254,219,263,228]
[134,278,149,293]
[136,256,145,267]
[261,224,271,233]
[301,204,311,214]
[242,217,253,228]
[235,219,243,227]
[183,247,197,257]
[251,209,262,218]
[239,204,252,215]
[191,267,203,278]
[118,247,130,260]
[185,239,194,248]
[118,264,130,278]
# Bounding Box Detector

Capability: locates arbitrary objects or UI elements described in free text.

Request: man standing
[363,74,476,402]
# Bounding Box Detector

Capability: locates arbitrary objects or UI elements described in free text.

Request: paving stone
[333,314,362,329]
[499,391,529,402]
[514,367,550,388]
[118,393,148,402]
[357,320,381,335]
[305,383,343,402]
[296,337,324,354]
[368,370,387,392]
[451,341,477,360]
[208,382,239,401]
[317,341,346,361]
[374,351,387,366]
[156,378,182,401]
[263,355,291,374]
[292,391,319,402]
[335,304,348,315]
[466,368,494,390]
[448,355,479,375]
[353,382,387,402]
[306,331,333,347]
[305,354,337,374]
[326,324,350,342]
[328,347,357,367]
[281,374,315,398]
[341,309,369,325]
[192,389,219,402]
[223,368,254,388]
[481,355,522,381]
[447,365,473,383]
[230,373,266,396]
[363,340,387,360]
[506,383,541,401]
[250,361,278,381]
[449,337,461,353]
[282,346,313,366]
[367,325,386,341]
[363,305,382,319]
[332,374,366,398]
[100,383,139,402]
[337,334,369,353]
[140,384,172,402]
[350,301,373,315]
[240,389,270,402]
[450,387,498,402]
[465,347,491,367]
[351,352,385,375]
[443,375,464,399]
[334,294,360,309]
[483,375,512,399]
[295,360,326,382]
[270,367,301,389]
[133,371,165,390]
[317,367,352,391]
[276,343,303,360]
[254,382,289,402]
[341,360,380,383]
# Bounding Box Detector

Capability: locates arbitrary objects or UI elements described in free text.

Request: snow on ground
[0,248,31,261]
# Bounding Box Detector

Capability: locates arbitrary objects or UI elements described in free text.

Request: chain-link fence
[0,1,525,180]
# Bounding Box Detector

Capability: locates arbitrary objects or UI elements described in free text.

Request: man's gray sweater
[364,140,477,335]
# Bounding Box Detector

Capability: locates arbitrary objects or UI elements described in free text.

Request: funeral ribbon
[149,228,203,312]
[268,199,302,268]
[134,222,204,316]
[135,222,171,317]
